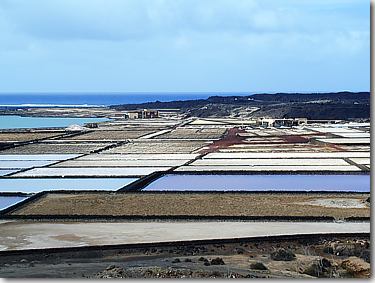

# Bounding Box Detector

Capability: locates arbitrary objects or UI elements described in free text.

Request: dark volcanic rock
[249,262,268,270]
[359,250,370,263]
[302,258,333,278]
[111,92,370,120]
[96,265,128,278]
[323,246,334,254]
[210,257,225,265]
[270,248,296,261]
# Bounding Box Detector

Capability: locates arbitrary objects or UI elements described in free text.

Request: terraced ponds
[143,174,370,192]
[0,154,81,176]
[0,178,138,193]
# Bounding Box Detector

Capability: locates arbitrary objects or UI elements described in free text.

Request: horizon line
[0,90,369,95]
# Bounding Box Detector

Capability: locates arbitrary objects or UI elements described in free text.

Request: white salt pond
[0,178,138,193]
[349,158,370,165]
[191,158,350,166]
[205,152,370,159]
[0,170,18,176]
[53,159,190,167]
[0,160,57,169]
[333,133,370,138]
[307,127,363,133]
[316,138,370,145]
[79,153,199,160]
[13,167,168,177]
[0,154,80,161]
[174,165,361,172]
[144,174,370,192]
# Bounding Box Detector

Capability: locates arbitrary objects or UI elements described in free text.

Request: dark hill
[111,92,370,120]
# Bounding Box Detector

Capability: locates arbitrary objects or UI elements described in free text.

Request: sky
[0,0,370,93]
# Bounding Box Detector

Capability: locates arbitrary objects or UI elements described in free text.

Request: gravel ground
[0,220,369,251]
[0,235,370,278]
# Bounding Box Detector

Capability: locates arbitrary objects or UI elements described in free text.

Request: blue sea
[0,92,250,128]
[0,92,250,107]
[0,115,109,129]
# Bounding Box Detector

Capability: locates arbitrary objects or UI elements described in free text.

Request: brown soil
[201,127,247,153]
[281,135,310,143]
[103,140,209,154]
[9,192,370,219]
[0,132,63,142]
[0,142,113,154]
[61,129,158,140]
[157,128,227,140]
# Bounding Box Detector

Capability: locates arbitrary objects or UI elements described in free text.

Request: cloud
[2,0,366,41]
[0,0,369,92]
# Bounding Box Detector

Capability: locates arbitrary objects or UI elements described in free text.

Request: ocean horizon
[0,92,252,107]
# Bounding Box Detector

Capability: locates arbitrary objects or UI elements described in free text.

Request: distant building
[125,109,159,119]
[256,118,307,128]
[85,122,99,128]
[157,109,181,118]
[126,112,140,119]
[257,118,275,128]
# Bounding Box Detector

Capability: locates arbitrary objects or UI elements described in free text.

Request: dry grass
[10,192,370,219]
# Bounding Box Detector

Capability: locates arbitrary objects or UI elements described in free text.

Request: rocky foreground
[91,236,370,279]
[0,234,369,278]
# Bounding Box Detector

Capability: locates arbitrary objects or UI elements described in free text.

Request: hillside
[111,92,370,120]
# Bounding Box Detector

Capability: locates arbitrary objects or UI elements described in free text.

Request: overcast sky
[0,0,370,93]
